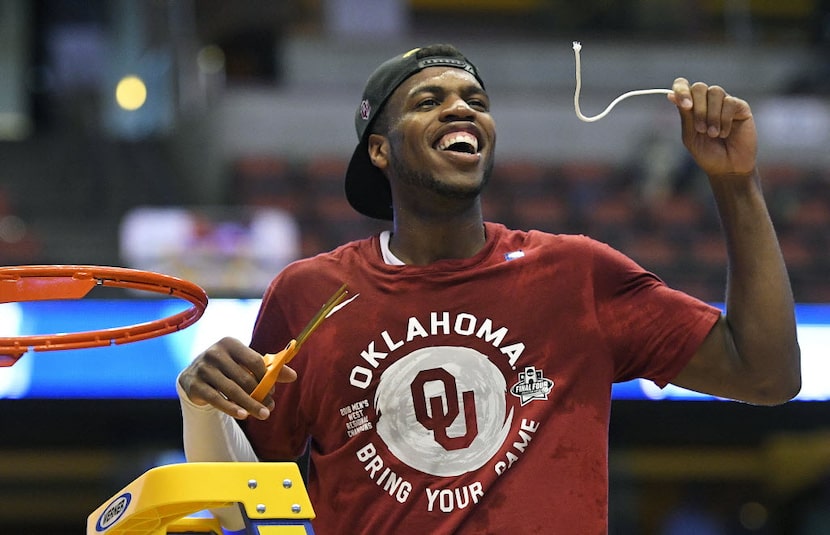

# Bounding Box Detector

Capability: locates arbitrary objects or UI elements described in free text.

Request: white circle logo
[374,346,513,476]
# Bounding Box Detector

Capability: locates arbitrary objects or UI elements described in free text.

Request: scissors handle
[250,339,297,402]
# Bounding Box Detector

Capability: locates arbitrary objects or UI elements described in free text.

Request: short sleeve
[589,240,721,386]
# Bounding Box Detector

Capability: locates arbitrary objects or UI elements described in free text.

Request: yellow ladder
[87,462,315,534]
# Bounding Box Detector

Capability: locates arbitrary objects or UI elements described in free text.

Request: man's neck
[389,214,486,265]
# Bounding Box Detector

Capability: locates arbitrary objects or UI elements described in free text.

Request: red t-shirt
[243,222,720,534]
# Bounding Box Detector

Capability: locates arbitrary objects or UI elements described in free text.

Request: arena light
[115,75,148,111]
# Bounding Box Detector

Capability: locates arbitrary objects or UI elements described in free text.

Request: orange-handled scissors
[250,284,349,402]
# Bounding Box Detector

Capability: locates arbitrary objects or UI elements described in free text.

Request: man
[178,44,800,534]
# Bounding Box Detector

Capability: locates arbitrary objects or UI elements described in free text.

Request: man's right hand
[178,337,297,420]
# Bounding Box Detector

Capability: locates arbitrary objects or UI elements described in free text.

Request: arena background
[0,1,828,533]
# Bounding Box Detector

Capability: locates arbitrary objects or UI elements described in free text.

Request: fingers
[669,77,693,110]
[278,364,298,383]
[670,77,751,139]
[180,337,279,421]
[190,366,269,420]
[717,95,752,139]
[701,84,724,137]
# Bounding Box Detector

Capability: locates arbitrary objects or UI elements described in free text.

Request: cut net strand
[572,41,673,123]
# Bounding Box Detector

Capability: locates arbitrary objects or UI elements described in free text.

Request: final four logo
[510,366,553,406]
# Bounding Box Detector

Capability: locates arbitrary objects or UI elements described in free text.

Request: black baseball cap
[344,46,485,220]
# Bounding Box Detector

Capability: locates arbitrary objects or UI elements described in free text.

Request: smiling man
[177,44,800,534]
[344,46,497,266]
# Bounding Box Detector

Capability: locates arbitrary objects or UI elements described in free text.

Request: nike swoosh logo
[326,293,360,318]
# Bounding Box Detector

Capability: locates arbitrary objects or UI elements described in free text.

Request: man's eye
[417,98,439,108]
[468,99,489,111]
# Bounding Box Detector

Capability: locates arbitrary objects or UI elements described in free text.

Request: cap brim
[344,139,393,220]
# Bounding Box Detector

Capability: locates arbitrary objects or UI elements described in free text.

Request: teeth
[437,132,478,153]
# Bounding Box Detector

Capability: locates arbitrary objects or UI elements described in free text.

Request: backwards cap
[344,46,484,220]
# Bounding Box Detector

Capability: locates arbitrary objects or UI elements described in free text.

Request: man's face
[372,67,497,214]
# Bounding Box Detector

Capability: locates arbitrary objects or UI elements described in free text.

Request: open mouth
[436,131,479,154]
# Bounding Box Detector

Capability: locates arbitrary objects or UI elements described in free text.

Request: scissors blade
[293,283,349,350]
[251,284,348,402]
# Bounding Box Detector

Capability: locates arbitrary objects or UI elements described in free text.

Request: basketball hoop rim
[0,265,209,362]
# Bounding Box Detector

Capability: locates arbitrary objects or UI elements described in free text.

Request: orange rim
[0,265,208,364]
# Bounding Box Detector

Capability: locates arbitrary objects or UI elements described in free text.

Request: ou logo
[374,346,513,477]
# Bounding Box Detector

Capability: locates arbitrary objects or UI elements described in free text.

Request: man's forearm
[177,374,259,462]
[712,170,801,402]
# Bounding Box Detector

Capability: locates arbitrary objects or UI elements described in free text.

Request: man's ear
[367,133,389,171]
